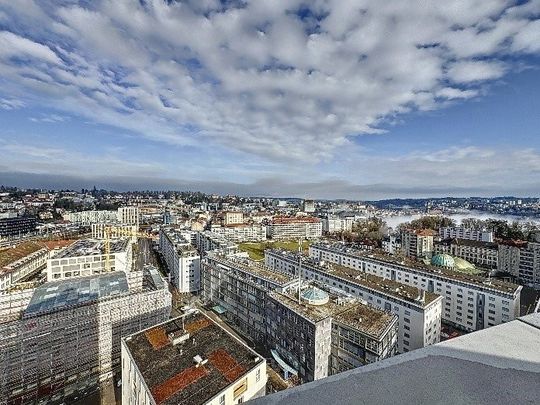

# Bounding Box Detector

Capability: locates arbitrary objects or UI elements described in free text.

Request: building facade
[439,227,494,243]
[401,229,434,259]
[267,217,322,240]
[0,267,171,404]
[0,216,37,238]
[0,243,48,291]
[309,243,522,333]
[159,228,201,292]
[210,224,267,242]
[434,238,498,269]
[322,217,354,234]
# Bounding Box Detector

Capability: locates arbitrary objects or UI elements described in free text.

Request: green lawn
[238,240,310,260]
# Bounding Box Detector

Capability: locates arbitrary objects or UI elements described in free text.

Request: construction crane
[103,225,155,272]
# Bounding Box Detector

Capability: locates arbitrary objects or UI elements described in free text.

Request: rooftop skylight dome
[431,254,455,269]
[301,286,329,305]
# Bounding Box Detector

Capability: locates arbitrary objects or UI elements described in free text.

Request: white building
[0,267,171,404]
[195,231,239,256]
[302,200,316,213]
[210,224,267,242]
[401,229,435,259]
[121,311,267,405]
[117,206,140,226]
[0,241,49,291]
[309,243,522,333]
[440,227,494,243]
[46,239,132,281]
[434,238,498,269]
[64,210,118,225]
[322,217,354,233]
[91,223,138,241]
[265,250,443,353]
[159,228,201,292]
[267,217,322,240]
[382,235,401,255]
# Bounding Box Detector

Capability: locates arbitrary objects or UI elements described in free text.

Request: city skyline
[1,1,540,199]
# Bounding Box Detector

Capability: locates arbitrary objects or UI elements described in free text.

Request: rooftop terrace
[0,241,48,270]
[54,238,130,258]
[124,312,264,405]
[312,243,520,295]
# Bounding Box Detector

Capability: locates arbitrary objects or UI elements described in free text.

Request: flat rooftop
[269,249,439,306]
[24,271,129,317]
[211,255,296,286]
[270,288,396,338]
[124,312,264,405]
[312,243,520,295]
[54,238,130,258]
[0,241,48,271]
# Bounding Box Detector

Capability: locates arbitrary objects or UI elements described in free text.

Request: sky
[0,0,539,200]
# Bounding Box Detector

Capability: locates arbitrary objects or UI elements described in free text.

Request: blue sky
[0,0,539,199]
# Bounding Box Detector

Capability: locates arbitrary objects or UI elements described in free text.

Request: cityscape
[1,1,540,405]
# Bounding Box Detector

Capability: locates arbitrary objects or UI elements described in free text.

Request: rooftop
[0,241,48,271]
[24,271,129,317]
[210,254,296,286]
[270,287,397,338]
[268,249,440,306]
[271,216,321,224]
[124,312,264,405]
[437,237,498,249]
[251,313,540,405]
[312,243,520,295]
[53,238,130,258]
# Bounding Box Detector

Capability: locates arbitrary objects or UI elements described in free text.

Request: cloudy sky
[0,0,539,199]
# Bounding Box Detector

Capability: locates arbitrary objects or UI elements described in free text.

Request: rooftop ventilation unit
[193,355,208,367]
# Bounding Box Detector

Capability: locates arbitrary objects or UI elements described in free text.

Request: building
[267,217,322,240]
[439,227,494,243]
[382,235,401,255]
[302,200,316,213]
[159,228,201,292]
[195,231,239,256]
[0,216,37,238]
[266,287,398,382]
[46,238,132,281]
[0,267,171,404]
[322,217,354,234]
[210,223,267,242]
[117,206,140,226]
[91,223,138,240]
[0,241,49,291]
[309,243,522,333]
[250,313,540,405]
[498,240,540,289]
[64,210,118,225]
[401,229,434,259]
[497,241,523,277]
[202,254,299,343]
[223,211,244,226]
[434,238,498,269]
[121,312,267,405]
[265,249,443,353]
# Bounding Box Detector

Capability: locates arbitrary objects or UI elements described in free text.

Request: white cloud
[0,97,24,110]
[0,0,538,166]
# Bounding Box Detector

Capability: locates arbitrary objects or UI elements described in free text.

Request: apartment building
[302,200,316,213]
[267,217,322,240]
[382,235,401,255]
[201,254,299,343]
[121,312,267,405]
[159,228,201,292]
[309,243,522,333]
[0,241,49,291]
[401,229,435,259]
[0,267,171,404]
[117,206,140,226]
[46,239,132,281]
[434,238,498,269]
[223,211,244,226]
[439,227,494,242]
[64,210,118,225]
[516,242,540,289]
[210,223,267,242]
[195,231,239,256]
[266,288,398,382]
[0,216,36,238]
[265,250,443,353]
[91,223,138,240]
[322,217,354,233]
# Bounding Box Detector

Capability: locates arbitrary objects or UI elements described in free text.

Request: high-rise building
[401,229,435,259]
[439,227,494,243]
[267,217,322,240]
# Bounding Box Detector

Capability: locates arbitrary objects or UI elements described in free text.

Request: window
[256,368,261,382]
[219,395,225,405]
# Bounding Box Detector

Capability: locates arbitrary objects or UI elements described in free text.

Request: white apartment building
[440,227,494,243]
[302,200,316,213]
[195,231,239,256]
[322,217,354,233]
[516,242,540,289]
[117,206,140,226]
[64,210,118,225]
[0,267,171,404]
[210,223,267,242]
[121,312,267,405]
[159,228,201,292]
[46,239,132,281]
[382,235,401,255]
[91,223,138,240]
[267,217,322,240]
[434,238,498,269]
[309,243,522,333]
[401,229,435,259]
[265,250,443,353]
[0,242,49,291]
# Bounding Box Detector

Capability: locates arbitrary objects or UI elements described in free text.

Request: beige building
[223,211,244,226]
[267,216,322,240]
[401,229,435,259]
[121,311,267,405]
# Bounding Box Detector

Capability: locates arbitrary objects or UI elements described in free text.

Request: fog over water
[383,211,540,230]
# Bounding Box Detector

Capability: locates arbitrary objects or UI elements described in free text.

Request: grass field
[238,240,310,260]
